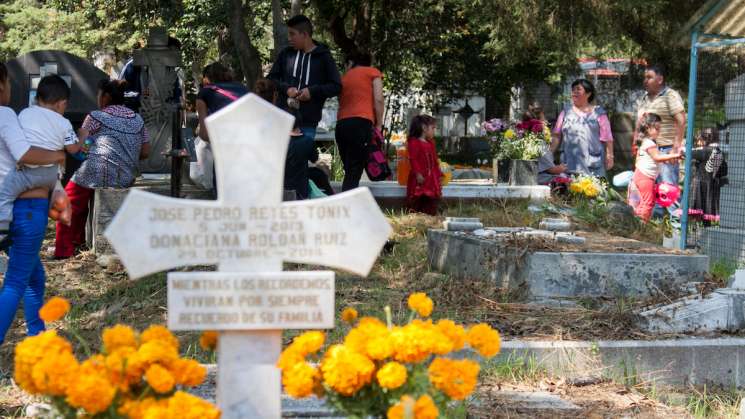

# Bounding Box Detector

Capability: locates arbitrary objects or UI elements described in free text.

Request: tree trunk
[291,0,302,16]
[227,0,262,89]
[271,0,288,60]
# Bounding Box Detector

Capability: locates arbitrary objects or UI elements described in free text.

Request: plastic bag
[49,182,72,226]
[613,170,633,188]
[189,137,214,190]
[308,180,327,199]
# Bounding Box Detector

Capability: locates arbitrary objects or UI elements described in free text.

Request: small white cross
[105,94,392,419]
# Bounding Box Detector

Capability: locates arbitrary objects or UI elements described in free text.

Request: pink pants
[631,171,655,222]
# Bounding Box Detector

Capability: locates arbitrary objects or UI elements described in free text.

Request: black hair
[700,127,719,145]
[639,113,662,136]
[522,101,545,121]
[645,64,666,80]
[571,78,596,103]
[36,75,70,104]
[254,78,277,104]
[97,78,127,105]
[202,62,233,84]
[348,52,372,67]
[0,62,7,84]
[287,15,313,36]
[408,114,437,139]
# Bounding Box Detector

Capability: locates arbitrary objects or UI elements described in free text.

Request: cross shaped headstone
[105,94,392,419]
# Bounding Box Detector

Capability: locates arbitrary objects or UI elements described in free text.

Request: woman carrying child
[406,115,441,215]
[0,62,66,343]
[630,113,681,222]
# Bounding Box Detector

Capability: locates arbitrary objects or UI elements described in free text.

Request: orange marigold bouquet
[14,297,220,419]
[276,292,501,418]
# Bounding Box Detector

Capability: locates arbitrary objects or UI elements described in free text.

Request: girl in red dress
[406,115,441,215]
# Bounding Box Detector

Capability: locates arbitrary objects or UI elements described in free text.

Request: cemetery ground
[0,199,742,417]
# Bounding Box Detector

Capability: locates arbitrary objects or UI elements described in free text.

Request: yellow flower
[66,357,117,414]
[436,319,466,351]
[387,395,438,419]
[199,331,218,351]
[282,361,320,398]
[142,391,221,419]
[376,362,407,389]
[137,339,180,368]
[105,346,137,391]
[102,324,138,353]
[171,358,207,387]
[428,357,480,400]
[119,397,167,419]
[14,330,73,394]
[277,347,305,370]
[345,317,391,359]
[341,307,358,324]
[291,331,325,355]
[466,323,501,357]
[38,296,70,322]
[146,364,175,394]
[140,325,179,351]
[504,129,516,139]
[30,350,79,396]
[390,321,453,363]
[413,394,439,419]
[320,344,375,396]
[407,293,434,317]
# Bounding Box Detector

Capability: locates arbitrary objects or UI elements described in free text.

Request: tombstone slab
[105,94,392,419]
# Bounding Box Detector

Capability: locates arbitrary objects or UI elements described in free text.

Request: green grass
[711,258,739,285]
[482,353,546,383]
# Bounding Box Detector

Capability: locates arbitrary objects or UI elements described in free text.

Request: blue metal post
[680,30,700,250]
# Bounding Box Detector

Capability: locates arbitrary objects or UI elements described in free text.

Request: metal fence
[683,42,745,267]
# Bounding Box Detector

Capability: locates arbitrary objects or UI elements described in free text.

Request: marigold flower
[140,325,179,351]
[282,361,320,398]
[390,321,453,363]
[14,330,73,394]
[413,394,439,419]
[119,397,167,419]
[146,364,175,394]
[199,331,218,351]
[407,293,433,317]
[387,395,414,419]
[436,319,466,351]
[428,357,480,400]
[277,347,305,370]
[171,358,207,387]
[320,344,375,396]
[102,324,138,353]
[341,307,358,324]
[30,350,79,396]
[105,346,137,391]
[137,339,180,368]
[466,323,501,357]
[291,331,325,355]
[376,362,407,389]
[38,296,70,322]
[345,317,390,358]
[142,391,221,419]
[65,358,117,414]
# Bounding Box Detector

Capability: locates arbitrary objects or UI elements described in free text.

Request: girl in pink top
[630,113,680,222]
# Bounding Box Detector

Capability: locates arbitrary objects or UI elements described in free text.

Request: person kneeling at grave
[54,79,150,259]
[255,78,330,199]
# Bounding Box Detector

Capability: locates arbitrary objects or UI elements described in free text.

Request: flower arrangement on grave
[14,297,220,419]
[274,292,501,418]
[567,173,608,200]
[482,118,550,161]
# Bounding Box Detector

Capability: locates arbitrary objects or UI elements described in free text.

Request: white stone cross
[105,94,392,419]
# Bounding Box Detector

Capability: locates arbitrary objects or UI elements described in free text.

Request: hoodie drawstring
[292,50,313,89]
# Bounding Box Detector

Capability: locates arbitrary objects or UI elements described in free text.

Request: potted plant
[483,118,550,185]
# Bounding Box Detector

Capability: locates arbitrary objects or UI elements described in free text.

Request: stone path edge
[498,338,745,388]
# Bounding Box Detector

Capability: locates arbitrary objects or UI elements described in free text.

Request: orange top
[337,66,383,123]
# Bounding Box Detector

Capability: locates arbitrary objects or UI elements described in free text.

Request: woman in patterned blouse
[54,79,150,259]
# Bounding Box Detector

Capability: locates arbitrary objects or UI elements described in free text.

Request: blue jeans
[300,126,317,142]
[653,145,680,221]
[0,198,49,344]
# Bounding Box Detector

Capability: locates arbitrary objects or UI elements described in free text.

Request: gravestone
[105,94,392,419]
[135,27,182,173]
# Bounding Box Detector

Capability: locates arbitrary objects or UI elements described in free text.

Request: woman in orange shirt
[335,53,384,191]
